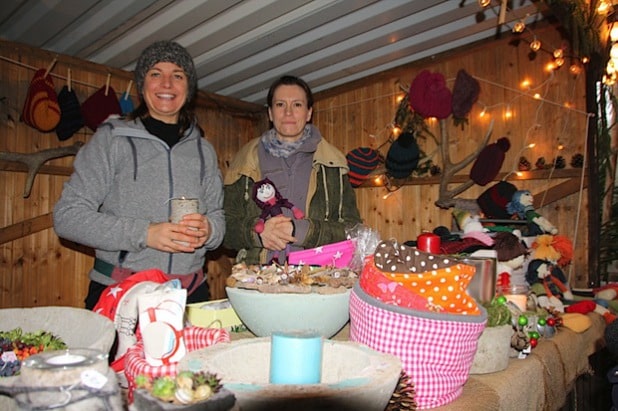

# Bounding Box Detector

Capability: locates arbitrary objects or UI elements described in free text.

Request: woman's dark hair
[266,75,314,109]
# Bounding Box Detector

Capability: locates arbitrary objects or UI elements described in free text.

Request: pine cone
[518,156,531,171]
[386,371,417,411]
[554,155,566,169]
[570,153,584,168]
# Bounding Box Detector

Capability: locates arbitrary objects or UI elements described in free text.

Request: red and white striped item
[349,282,486,409]
[124,326,230,403]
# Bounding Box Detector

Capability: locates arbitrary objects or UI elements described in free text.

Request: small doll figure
[526,259,573,312]
[252,178,304,234]
[506,190,558,236]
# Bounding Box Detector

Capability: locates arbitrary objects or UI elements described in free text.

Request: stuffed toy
[506,190,558,235]
[252,178,304,234]
[526,259,572,312]
[452,208,494,246]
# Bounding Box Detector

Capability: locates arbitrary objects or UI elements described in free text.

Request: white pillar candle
[504,293,528,311]
[269,332,323,384]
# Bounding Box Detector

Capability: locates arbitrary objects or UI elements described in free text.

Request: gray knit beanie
[134,40,197,103]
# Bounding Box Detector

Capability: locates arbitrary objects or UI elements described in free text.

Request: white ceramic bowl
[179,337,402,411]
[225,286,351,338]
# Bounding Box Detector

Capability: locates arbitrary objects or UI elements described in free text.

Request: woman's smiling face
[268,84,313,142]
[142,61,188,123]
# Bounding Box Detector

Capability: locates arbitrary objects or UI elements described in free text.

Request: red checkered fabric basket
[349,282,486,409]
[124,326,230,402]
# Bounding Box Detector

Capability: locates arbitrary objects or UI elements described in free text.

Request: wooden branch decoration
[434,118,493,210]
[0,142,83,198]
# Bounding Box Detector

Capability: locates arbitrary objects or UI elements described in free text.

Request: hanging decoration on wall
[80,73,122,131]
[55,68,84,141]
[20,59,61,133]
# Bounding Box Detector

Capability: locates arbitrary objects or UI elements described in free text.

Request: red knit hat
[470,137,511,186]
[20,68,61,132]
[80,85,122,131]
[408,70,452,119]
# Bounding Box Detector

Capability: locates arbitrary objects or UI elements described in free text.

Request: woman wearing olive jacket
[223,76,361,265]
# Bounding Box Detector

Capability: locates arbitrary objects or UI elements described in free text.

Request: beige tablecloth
[231,313,606,411]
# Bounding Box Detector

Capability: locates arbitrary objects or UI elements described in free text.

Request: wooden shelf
[358,168,586,188]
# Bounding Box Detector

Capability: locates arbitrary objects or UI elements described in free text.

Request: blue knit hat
[346,147,379,187]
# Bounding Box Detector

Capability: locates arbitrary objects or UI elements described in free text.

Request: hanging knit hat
[21,68,61,132]
[385,131,420,179]
[451,69,480,120]
[55,85,84,141]
[408,70,452,119]
[80,85,121,131]
[134,40,197,103]
[477,180,518,219]
[470,137,511,186]
[346,147,380,187]
[119,91,135,115]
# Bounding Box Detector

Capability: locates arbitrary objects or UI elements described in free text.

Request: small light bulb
[554,57,564,67]
[582,56,589,64]
[533,93,541,100]
[513,21,526,33]
[598,0,610,14]
[530,39,541,52]
[527,143,536,149]
[569,64,582,76]
[611,26,618,42]
[505,106,512,119]
[553,48,563,59]
[478,0,491,8]
[557,143,564,150]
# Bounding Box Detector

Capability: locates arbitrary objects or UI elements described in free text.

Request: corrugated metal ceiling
[0,0,545,104]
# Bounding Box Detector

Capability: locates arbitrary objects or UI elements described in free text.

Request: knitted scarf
[261,125,311,158]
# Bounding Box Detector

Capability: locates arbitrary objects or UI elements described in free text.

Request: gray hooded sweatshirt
[53,117,225,285]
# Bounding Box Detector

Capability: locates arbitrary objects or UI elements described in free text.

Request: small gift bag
[137,281,187,366]
[288,239,356,268]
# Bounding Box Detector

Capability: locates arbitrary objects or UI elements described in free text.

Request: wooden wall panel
[312,25,590,287]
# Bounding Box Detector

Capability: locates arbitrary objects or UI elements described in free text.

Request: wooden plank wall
[312,25,590,287]
[0,21,592,309]
[0,40,265,308]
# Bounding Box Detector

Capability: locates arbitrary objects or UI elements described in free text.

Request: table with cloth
[230,312,606,411]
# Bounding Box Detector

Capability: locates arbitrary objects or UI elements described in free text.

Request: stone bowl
[0,306,115,353]
[179,337,402,411]
[225,286,351,338]
[0,306,118,410]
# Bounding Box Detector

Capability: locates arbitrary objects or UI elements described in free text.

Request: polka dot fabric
[371,241,480,315]
[349,282,487,409]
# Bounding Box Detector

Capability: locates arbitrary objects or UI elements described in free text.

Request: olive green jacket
[223,135,362,264]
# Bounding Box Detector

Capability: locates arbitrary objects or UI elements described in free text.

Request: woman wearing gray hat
[54,40,225,309]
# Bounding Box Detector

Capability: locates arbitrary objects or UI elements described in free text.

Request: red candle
[417,232,441,254]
